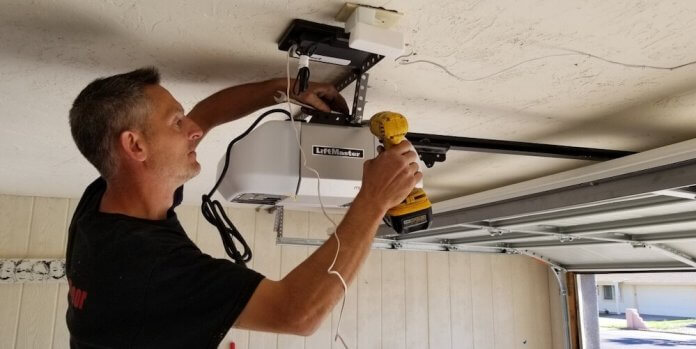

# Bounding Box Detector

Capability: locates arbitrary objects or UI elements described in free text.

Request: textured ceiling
[2,0,696,205]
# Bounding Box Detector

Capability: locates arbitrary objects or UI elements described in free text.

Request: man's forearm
[233,140,419,335]
[280,194,386,324]
[188,78,286,133]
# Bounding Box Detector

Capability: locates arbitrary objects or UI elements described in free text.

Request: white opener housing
[216,120,378,209]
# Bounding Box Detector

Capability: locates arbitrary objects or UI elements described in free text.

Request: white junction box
[342,4,404,58]
[216,120,377,209]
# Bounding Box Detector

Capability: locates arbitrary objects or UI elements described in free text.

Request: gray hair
[69,67,160,179]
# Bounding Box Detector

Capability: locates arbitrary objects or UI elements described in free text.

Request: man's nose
[186,118,204,140]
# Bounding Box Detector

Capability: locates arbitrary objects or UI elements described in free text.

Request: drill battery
[385,187,433,234]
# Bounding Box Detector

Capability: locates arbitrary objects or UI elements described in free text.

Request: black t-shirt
[65,178,264,348]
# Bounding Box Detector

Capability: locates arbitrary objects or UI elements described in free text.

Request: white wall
[622,284,638,313]
[597,284,620,314]
[596,283,696,318]
[635,285,696,317]
[0,194,562,349]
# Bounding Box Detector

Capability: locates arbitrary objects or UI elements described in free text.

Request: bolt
[558,234,575,243]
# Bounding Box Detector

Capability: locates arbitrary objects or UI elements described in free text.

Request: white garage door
[636,285,696,318]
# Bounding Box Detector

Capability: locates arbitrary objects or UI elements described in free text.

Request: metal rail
[406,132,635,167]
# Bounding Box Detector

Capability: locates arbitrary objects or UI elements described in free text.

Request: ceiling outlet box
[340,4,404,58]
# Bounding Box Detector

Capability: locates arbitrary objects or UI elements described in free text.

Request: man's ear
[119,130,148,162]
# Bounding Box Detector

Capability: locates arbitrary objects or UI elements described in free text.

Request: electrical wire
[292,43,321,95]
[286,44,349,349]
[201,108,291,266]
[293,65,310,95]
[396,52,578,82]
[395,46,696,83]
[293,54,311,95]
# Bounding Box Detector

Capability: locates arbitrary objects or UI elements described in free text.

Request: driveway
[601,329,696,348]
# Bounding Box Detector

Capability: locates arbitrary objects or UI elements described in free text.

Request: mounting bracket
[278,19,383,125]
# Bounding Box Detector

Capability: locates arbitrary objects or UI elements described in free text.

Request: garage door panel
[526,244,676,266]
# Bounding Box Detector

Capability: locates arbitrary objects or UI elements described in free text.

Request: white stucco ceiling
[2,0,696,205]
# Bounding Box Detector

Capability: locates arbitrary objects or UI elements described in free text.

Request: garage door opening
[576,273,696,349]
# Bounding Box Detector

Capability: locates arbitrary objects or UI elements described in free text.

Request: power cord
[293,54,311,95]
[291,43,319,95]
[286,45,349,349]
[201,108,291,266]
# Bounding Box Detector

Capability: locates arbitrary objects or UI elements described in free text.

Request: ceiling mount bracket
[350,72,369,124]
[278,18,384,126]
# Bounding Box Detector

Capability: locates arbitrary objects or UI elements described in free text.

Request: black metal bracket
[299,107,359,127]
[278,19,374,68]
[278,19,383,126]
[350,72,369,124]
[333,54,383,124]
[408,138,451,168]
[300,66,379,127]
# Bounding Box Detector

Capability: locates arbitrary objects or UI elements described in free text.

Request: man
[66,67,422,348]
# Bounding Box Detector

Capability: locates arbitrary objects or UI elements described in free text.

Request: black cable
[201,108,292,266]
[293,66,310,95]
[292,43,319,96]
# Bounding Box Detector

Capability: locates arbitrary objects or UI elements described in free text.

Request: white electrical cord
[286,45,349,349]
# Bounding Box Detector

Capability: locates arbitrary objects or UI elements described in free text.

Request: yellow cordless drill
[370,111,433,234]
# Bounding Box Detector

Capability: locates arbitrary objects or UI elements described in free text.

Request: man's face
[141,85,203,184]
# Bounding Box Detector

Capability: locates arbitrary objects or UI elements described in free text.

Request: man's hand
[291,81,350,115]
[357,140,423,212]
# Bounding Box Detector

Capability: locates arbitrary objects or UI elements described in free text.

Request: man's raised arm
[187,78,348,136]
